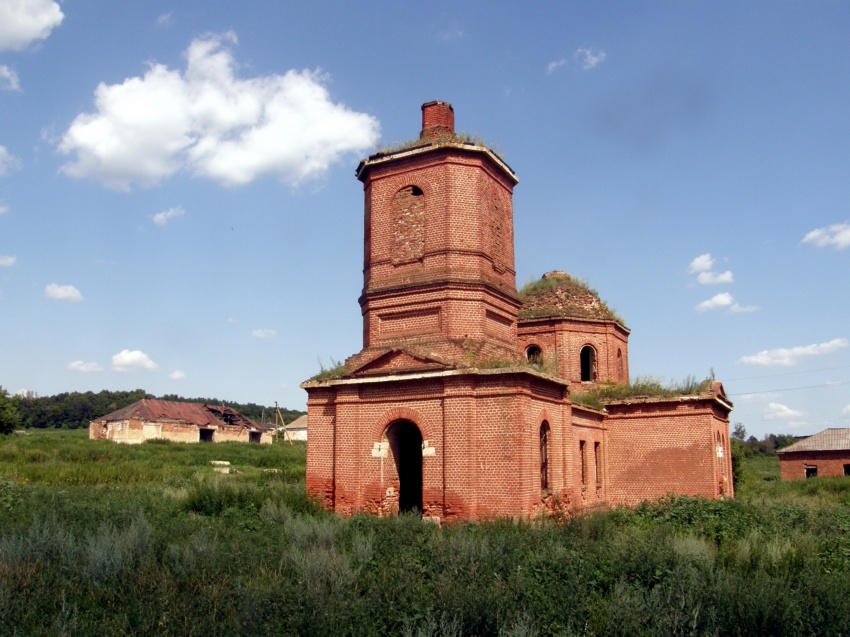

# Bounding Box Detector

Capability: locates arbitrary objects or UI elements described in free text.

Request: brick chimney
[420,101,455,140]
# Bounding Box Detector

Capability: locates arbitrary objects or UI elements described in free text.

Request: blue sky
[1,1,848,438]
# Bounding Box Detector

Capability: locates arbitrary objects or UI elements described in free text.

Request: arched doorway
[385,420,423,515]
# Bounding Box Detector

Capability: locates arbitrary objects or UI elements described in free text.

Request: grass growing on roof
[572,375,714,410]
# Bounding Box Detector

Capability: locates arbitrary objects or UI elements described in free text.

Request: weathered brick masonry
[303,101,733,521]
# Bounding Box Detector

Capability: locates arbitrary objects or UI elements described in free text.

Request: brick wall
[779,451,850,479]
[605,398,732,506]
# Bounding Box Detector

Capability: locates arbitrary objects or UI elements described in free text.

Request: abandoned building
[301,101,733,522]
[777,428,850,479]
[89,399,274,444]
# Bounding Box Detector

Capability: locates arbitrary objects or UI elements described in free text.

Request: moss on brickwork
[572,376,714,410]
[518,271,626,325]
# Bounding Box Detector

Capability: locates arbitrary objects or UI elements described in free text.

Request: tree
[731,422,747,442]
[0,387,21,435]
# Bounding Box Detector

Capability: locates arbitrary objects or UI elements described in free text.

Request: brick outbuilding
[302,101,733,522]
[777,428,850,479]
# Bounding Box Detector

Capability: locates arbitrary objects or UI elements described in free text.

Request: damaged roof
[95,399,272,431]
[777,428,850,453]
[518,271,625,325]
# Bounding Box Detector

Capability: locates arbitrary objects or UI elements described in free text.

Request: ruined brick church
[303,101,733,522]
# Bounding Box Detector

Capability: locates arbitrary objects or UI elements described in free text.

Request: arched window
[580,345,597,382]
[391,185,425,264]
[526,345,543,367]
[539,421,551,493]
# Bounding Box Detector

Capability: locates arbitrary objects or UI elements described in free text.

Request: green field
[1,430,849,636]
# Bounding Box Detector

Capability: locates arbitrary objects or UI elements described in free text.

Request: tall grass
[1,430,849,635]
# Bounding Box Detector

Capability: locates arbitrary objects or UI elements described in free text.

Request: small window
[594,441,601,487]
[199,429,214,443]
[805,465,817,479]
[580,346,597,382]
[844,464,850,477]
[579,440,587,487]
[526,345,543,367]
[249,431,262,444]
[539,422,550,493]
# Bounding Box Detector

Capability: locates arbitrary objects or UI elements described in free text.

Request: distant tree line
[8,389,304,431]
[729,423,801,486]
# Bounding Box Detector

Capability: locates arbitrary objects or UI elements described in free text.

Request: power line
[730,379,850,397]
[724,364,850,382]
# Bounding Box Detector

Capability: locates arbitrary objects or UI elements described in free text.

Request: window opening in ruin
[594,442,601,487]
[579,440,587,487]
[386,420,423,516]
[844,464,850,477]
[526,345,543,368]
[410,186,423,196]
[805,465,818,479]
[249,431,261,444]
[199,429,214,443]
[580,346,597,382]
[540,421,551,493]
[617,349,623,379]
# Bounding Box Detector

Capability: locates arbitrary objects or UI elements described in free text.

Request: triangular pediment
[350,348,454,376]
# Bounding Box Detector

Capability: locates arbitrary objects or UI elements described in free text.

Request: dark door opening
[249,431,261,444]
[199,428,214,443]
[386,420,423,515]
[805,465,817,478]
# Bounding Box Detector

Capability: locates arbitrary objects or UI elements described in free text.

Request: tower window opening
[526,345,543,368]
[580,346,597,382]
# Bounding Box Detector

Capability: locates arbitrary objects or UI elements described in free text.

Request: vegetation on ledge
[308,358,349,381]
[375,131,503,158]
[572,376,714,410]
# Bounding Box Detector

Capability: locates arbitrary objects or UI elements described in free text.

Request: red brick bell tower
[353,100,521,366]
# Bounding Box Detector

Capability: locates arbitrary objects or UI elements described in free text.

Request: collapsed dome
[518,271,624,324]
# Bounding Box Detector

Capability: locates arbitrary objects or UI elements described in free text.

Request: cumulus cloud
[688,253,714,273]
[575,48,606,70]
[0,0,63,51]
[696,292,734,312]
[546,58,567,75]
[252,328,277,339]
[763,402,803,420]
[156,12,173,27]
[0,204,8,214]
[728,302,758,314]
[738,337,849,367]
[45,283,83,302]
[168,370,186,380]
[152,205,185,226]
[802,222,850,250]
[0,65,20,91]
[697,270,734,285]
[0,256,15,267]
[0,145,21,175]
[112,349,158,372]
[67,360,102,373]
[58,32,380,190]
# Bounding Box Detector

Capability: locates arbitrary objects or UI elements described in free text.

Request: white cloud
[696,292,734,312]
[763,402,803,420]
[0,204,8,214]
[697,270,734,285]
[688,253,714,274]
[112,349,158,372]
[152,205,185,226]
[738,337,849,367]
[67,360,102,373]
[45,283,83,302]
[802,222,850,250]
[546,58,567,75]
[0,256,15,267]
[575,48,606,70]
[169,370,186,380]
[252,328,277,339]
[843,405,850,416]
[0,65,20,91]
[156,12,173,27]
[0,0,63,51]
[58,32,380,190]
[729,303,758,314]
[0,145,21,175]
